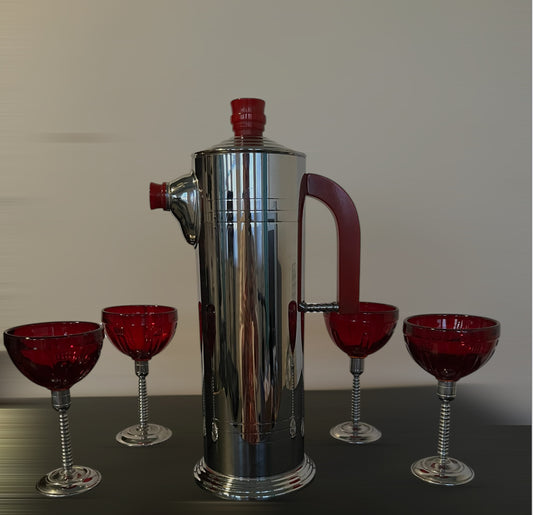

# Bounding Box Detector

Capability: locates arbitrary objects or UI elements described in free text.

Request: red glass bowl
[4,321,103,391]
[102,305,177,361]
[403,314,500,382]
[324,302,399,358]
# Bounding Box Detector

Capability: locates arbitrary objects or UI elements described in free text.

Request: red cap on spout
[150,182,168,210]
[231,98,266,137]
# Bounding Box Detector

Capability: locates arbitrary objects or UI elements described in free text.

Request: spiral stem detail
[135,361,150,433]
[349,358,364,430]
[351,372,361,429]
[435,380,456,468]
[437,399,452,466]
[50,390,74,475]
[58,409,74,473]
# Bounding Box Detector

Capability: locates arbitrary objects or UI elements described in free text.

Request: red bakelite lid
[230,98,266,137]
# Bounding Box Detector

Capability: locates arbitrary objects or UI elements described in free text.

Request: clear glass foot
[329,421,382,444]
[116,423,172,447]
[36,465,101,497]
[411,456,474,486]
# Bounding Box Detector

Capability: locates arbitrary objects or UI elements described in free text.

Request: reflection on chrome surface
[193,150,307,485]
[152,101,364,497]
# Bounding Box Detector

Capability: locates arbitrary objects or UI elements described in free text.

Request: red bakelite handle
[299,173,360,315]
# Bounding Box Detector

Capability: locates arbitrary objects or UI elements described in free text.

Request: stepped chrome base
[411,456,474,486]
[116,423,172,447]
[36,465,101,497]
[193,454,316,500]
[330,421,382,444]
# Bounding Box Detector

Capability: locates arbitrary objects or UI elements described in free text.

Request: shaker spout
[149,172,200,247]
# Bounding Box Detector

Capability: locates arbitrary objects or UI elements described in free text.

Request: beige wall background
[1,0,530,423]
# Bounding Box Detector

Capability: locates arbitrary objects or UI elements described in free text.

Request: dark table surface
[0,387,530,515]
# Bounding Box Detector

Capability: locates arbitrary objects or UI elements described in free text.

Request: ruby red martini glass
[102,305,177,446]
[3,321,103,497]
[324,302,399,443]
[403,313,500,485]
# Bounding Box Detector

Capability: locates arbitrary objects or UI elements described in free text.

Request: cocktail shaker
[150,98,360,500]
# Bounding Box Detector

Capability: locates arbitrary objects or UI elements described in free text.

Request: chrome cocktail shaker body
[150,99,360,500]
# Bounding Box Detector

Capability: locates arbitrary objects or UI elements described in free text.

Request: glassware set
[3,304,499,496]
[3,305,178,497]
[323,306,499,487]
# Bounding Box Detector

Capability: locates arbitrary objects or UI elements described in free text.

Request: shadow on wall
[462,384,531,426]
